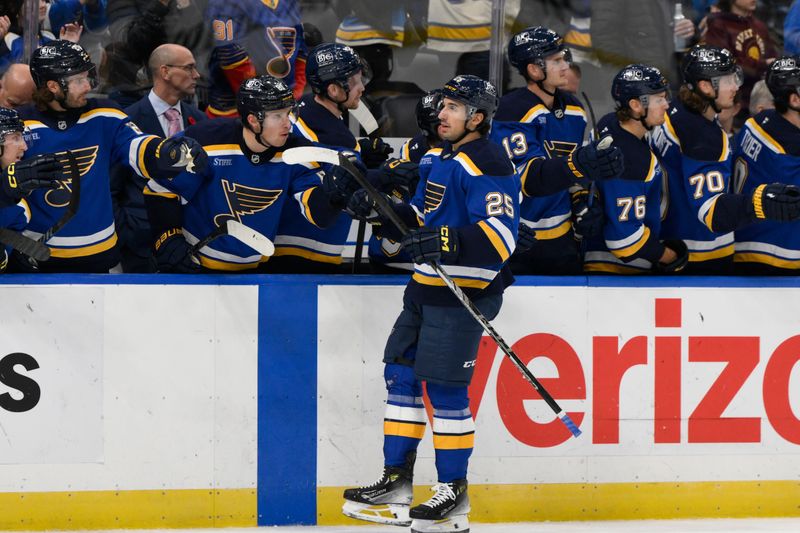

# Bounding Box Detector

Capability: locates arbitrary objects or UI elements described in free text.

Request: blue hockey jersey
[490,87,586,243]
[405,138,519,306]
[144,119,328,271]
[584,114,666,273]
[733,110,800,270]
[281,94,357,265]
[649,100,734,264]
[18,99,163,260]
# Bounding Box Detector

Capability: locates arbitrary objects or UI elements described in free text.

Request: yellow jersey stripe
[137,136,157,180]
[611,227,651,259]
[689,244,734,262]
[477,220,511,262]
[746,119,786,154]
[534,219,571,240]
[412,273,490,289]
[734,252,800,269]
[427,24,490,42]
[49,233,117,258]
[272,246,343,264]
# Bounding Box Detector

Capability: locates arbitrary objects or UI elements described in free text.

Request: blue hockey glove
[358,137,393,169]
[514,223,537,254]
[570,187,604,240]
[751,183,800,221]
[401,225,459,264]
[376,158,420,196]
[568,139,624,181]
[155,136,208,175]
[654,239,689,273]
[153,228,201,273]
[323,154,365,209]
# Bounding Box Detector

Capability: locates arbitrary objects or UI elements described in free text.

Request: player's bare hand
[0,16,11,40]
[60,23,83,43]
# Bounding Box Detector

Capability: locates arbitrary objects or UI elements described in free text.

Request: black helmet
[0,107,24,143]
[237,75,295,123]
[612,64,670,109]
[29,40,97,90]
[441,75,498,128]
[416,89,442,138]
[306,43,364,95]
[508,26,570,76]
[681,44,742,90]
[766,56,800,101]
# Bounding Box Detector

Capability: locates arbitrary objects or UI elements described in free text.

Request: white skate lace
[422,483,456,507]
[363,468,392,489]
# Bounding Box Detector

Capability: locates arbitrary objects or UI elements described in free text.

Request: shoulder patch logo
[424,181,446,213]
[214,179,283,227]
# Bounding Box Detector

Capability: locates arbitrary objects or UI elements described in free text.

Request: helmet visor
[716,66,744,90]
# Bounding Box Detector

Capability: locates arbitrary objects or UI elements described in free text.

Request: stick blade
[225,220,275,257]
[350,100,379,135]
[281,146,341,167]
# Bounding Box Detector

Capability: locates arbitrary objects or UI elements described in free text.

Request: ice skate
[342,459,414,526]
[409,479,470,532]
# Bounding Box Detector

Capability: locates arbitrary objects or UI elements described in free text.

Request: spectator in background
[48,0,108,36]
[748,79,775,115]
[565,63,582,95]
[784,0,800,55]
[104,0,213,108]
[112,44,206,272]
[0,0,83,75]
[205,0,308,118]
[703,0,777,126]
[0,64,35,108]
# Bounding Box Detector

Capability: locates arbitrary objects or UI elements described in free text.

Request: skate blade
[342,500,411,526]
[410,514,470,533]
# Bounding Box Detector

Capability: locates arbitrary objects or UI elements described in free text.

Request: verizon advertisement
[317,285,800,487]
[0,287,103,464]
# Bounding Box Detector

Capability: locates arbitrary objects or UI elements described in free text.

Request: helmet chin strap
[246,116,272,150]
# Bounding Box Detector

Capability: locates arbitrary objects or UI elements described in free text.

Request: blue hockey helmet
[612,64,670,109]
[416,89,442,138]
[766,56,800,100]
[306,43,365,95]
[441,75,498,128]
[508,26,570,76]
[237,75,295,123]
[681,44,742,91]
[0,107,24,143]
[29,40,97,90]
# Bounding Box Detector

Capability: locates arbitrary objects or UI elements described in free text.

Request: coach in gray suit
[112,44,207,272]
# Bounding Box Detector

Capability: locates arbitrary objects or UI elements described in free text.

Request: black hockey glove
[570,187,604,240]
[568,139,624,182]
[514,223,537,255]
[751,183,800,222]
[153,228,201,273]
[154,136,208,175]
[1,153,65,202]
[401,225,459,264]
[322,154,365,209]
[347,188,385,224]
[376,158,420,196]
[653,239,689,274]
[358,137,393,169]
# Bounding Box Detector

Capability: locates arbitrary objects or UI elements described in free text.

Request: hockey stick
[0,228,50,261]
[283,146,582,438]
[349,100,381,273]
[186,219,275,260]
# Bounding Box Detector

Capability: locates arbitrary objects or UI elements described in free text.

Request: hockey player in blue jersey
[11,40,207,273]
[490,26,623,275]
[650,45,800,274]
[0,107,63,210]
[342,75,519,533]
[584,65,689,274]
[269,42,391,272]
[361,89,443,274]
[143,76,358,273]
[734,56,800,274]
